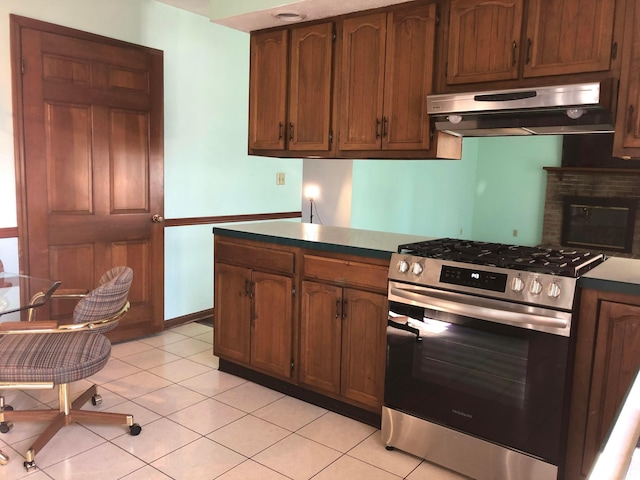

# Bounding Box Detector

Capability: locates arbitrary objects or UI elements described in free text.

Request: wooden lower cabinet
[564,289,640,480]
[299,281,387,409]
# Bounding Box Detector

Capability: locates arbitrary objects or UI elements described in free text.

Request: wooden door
[383,3,437,150]
[582,301,640,476]
[251,270,293,379]
[338,13,387,150]
[523,0,615,78]
[299,281,342,395]
[249,30,288,150]
[447,0,523,84]
[11,16,164,342]
[288,22,333,151]
[341,288,387,409]
[213,263,251,364]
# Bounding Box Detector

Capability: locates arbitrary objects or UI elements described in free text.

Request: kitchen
[1,0,640,479]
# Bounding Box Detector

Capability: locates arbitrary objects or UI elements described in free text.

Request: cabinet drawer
[303,254,388,292]
[216,238,295,275]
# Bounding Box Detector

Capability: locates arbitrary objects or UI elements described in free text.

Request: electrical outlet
[513,229,518,237]
[276,172,285,185]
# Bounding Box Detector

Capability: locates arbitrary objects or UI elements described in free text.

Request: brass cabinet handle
[335,299,340,319]
[383,117,388,138]
[342,299,348,320]
[375,118,381,139]
[278,122,284,140]
[628,105,635,134]
[512,41,517,66]
[289,122,294,142]
[526,38,532,65]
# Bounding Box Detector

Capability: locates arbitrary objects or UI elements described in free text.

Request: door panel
[13,16,164,341]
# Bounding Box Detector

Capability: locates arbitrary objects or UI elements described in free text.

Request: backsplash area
[542,170,640,256]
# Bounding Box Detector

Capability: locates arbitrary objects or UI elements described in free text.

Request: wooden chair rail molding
[164,211,302,227]
[0,227,18,239]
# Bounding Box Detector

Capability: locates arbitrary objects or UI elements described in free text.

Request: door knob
[151,214,164,223]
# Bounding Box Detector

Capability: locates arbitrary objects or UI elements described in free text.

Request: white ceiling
[154,0,414,32]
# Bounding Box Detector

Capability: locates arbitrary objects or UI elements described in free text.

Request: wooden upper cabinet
[339,3,437,151]
[447,0,523,84]
[249,30,288,150]
[522,0,616,78]
[614,0,640,158]
[288,23,334,151]
[338,13,387,150]
[383,3,437,150]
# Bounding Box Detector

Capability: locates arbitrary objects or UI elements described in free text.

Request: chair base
[0,383,141,470]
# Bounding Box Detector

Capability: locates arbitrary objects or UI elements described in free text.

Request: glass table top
[0,273,61,319]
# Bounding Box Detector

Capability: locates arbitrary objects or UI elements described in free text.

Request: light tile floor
[0,323,468,480]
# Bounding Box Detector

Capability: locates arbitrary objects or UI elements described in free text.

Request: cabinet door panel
[341,288,387,408]
[249,30,288,150]
[299,281,342,394]
[214,263,251,363]
[251,270,293,379]
[289,23,333,151]
[582,301,640,476]
[618,1,640,154]
[383,3,437,150]
[523,0,615,78]
[447,0,523,84]
[338,13,387,150]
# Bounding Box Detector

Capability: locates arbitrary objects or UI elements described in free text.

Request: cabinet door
[523,0,615,78]
[289,23,333,151]
[213,263,251,364]
[299,281,342,394]
[616,1,640,155]
[249,30,288,150]
[447,0,523,84]
[251,270,294,379]
[581,301,640,476]
[341,288,387,408]
[383,3,437,150]
[338,13,387,150]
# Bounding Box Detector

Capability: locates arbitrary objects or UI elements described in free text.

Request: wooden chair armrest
[0,321,60,333]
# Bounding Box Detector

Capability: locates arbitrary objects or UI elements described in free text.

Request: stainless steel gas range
[382,238,605,480]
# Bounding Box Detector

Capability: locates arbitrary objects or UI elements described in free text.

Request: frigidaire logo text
[452,409,473,419]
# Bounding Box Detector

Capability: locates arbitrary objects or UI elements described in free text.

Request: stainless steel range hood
[427,81,617,137]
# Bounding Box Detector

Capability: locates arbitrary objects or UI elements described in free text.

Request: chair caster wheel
[0,422,13,434]
[129,423,142,436]
[385,445,395,451]
[91,394,102,406]
[23,460,37,472]
[0,450,9,465]
[2,405,13,412]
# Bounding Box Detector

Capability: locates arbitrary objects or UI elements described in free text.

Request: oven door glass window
[385,302,569,465]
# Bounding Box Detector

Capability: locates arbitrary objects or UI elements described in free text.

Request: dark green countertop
[213,221,431,260]
[579,257,640,296]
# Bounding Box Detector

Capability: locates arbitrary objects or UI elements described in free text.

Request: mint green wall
[471,136,562,246]
[350,136,562,245]
[0,0,303,320]
[350,139,480,237]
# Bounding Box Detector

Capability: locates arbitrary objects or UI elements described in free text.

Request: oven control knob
[529,279,543,295]
[397,260,410,274]
[410,262,423,276]
[511,276,525,293]
[548,282,561,298]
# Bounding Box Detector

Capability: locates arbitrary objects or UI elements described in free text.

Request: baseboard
[164,308,213,329]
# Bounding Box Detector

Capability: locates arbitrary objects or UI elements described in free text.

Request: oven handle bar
[388,283,572,337]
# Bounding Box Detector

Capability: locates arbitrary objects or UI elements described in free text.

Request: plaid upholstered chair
[0,266,141,472]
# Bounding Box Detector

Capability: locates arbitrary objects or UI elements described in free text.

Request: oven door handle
[388,284,572,336]
[387,318,422,340]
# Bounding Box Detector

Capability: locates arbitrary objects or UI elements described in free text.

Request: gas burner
[398,238,606,278]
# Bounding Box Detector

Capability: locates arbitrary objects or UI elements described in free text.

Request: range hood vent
[427,81,617,137]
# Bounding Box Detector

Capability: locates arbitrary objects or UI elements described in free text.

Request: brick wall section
[542,171,640,256]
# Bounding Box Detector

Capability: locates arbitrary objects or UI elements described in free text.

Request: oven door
[385,283,572,465]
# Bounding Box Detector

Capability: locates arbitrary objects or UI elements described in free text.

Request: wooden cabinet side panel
[341,288,387,409]
[338,13,387,150]
[523,0,615,78]
[249,30,288,150]
[251,270,294,379]
[288,22,333,151]
[213,263,251,364]
[447,0,523,84]
[299,281,342,394]
[581,300,640,476]
[383,3,437,150]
